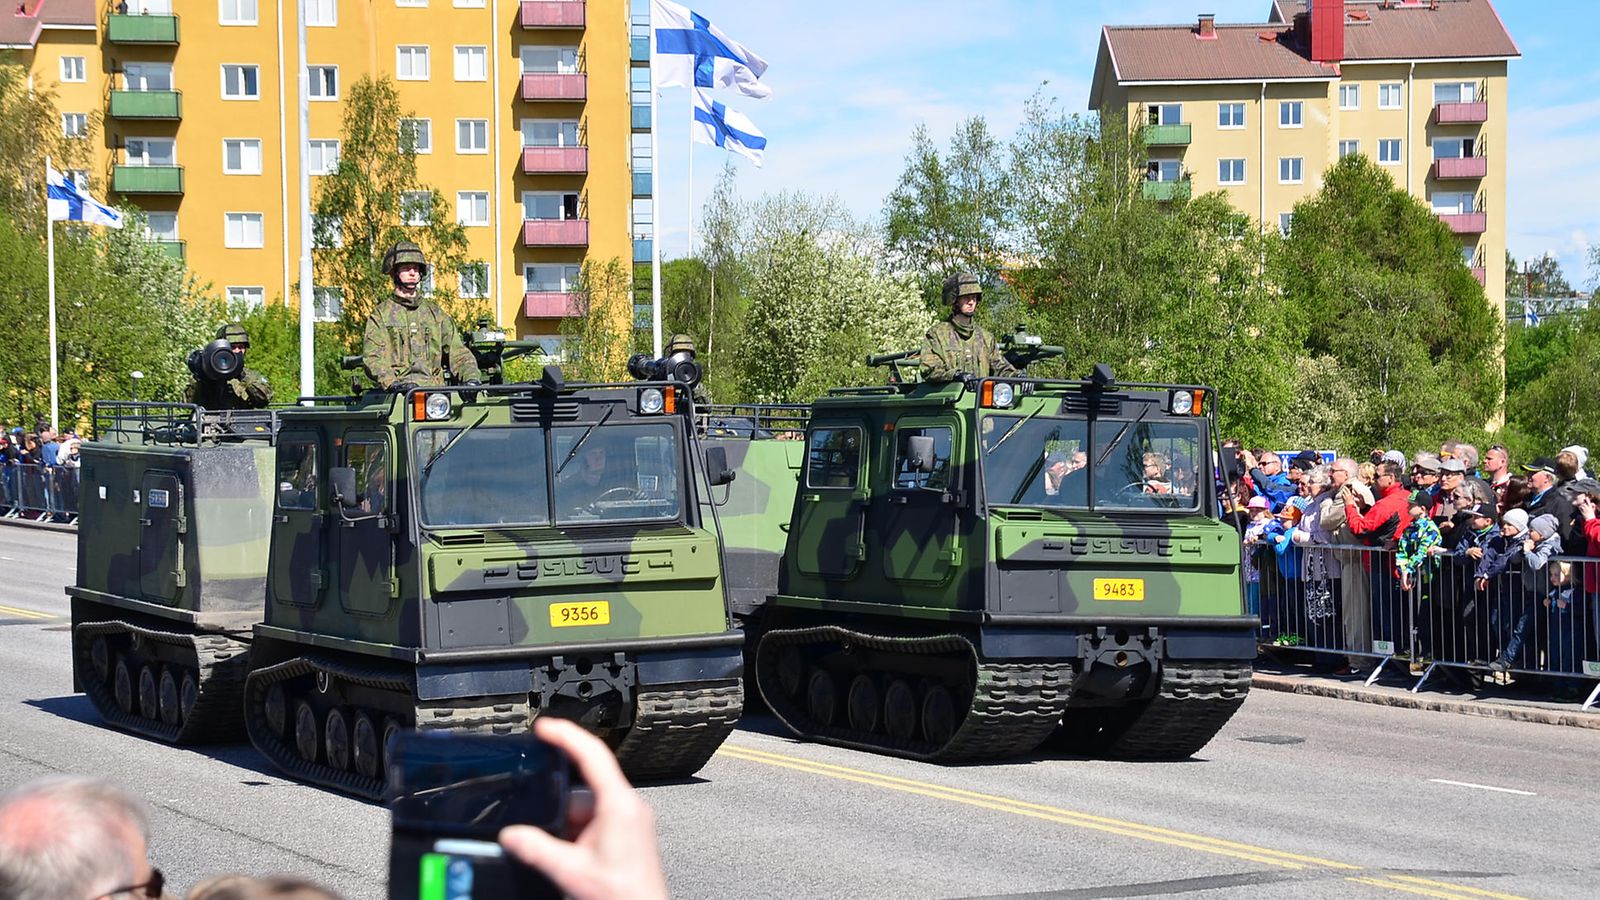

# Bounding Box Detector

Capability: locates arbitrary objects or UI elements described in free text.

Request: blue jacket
[1249,467,1296,510]
[1474,533,1521,581]
[1263,520,1304,581]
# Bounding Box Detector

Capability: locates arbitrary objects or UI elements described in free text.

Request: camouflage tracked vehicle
[70,363,744,798]
[702,350,1255,763]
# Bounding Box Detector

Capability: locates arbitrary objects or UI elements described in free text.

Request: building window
[226,286,265,309]
[1339,84,1359,110]
[1431,192,1475,215]
[401,191,433,225]
[308,140,340,175]
[312,214,343,249]
[1217,102,1245,129]
[521,119,579,147]
[225,212,265,248]
[306,0,336,26]
[144,212,179,241]
[222,65,260,99]
[124,63,173,91]
[459,263,489,299]
[396,45,430,81]
[456,118,488,153]
[308,66,338,100]
[1378,138,1402,165]
[1278,157,1303,184]
[457,191,489,226]
[60,56,86,83]
[1218,158,1245,185]
[1148,103,1182,125]
[454,46,488,81]
[454,0,486,7]
[219,0,258,26]
[313,287,344,322]
[61,113,88,138]
[1278,101,1302,128]
[396,0,428,7]
[399,118,432,154]
[1433,82,1477,105]
[1379,83,1402,109]
[223,138,263,174]
[1144,160,1180,183]
[125,138,175,166]
[1432,137,1475,160]
[525,263,580,292]
[1279,213,1294,237]
[1338,139,1360,159]
[521,192,579,220]
[66,169,90,188]
[519,46,579,74]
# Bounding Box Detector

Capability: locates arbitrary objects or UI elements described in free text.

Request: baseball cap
[1407,490,1432,508]
[1413,457,1441,474]
[1288,450,1321,472]
[1461,503,1493,519]
[1522,457,1557,475]
[1246,495,1270,511]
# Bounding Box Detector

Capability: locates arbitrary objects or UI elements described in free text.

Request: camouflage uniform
[918,273,1017,382]
[362,241,482,389]
[186,323,274,409]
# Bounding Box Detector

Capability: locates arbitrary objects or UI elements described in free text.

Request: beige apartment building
[3,0,654,353]
[1090,0,1518,314]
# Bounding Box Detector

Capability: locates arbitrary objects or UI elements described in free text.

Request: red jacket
[1583,517,1600,594]
[1346,483,1414,574]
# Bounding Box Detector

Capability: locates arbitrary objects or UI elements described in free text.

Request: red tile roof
[1273,0,1519,61]
[1,0,96,50]
[1101,22,1337,84]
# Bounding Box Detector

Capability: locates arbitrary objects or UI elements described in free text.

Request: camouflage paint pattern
[184,367,274,410]
[918,319,1019,382]
[362,293,484,389]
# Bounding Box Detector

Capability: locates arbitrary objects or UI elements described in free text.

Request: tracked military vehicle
[70,359,744,798]
[701,340,1254,762]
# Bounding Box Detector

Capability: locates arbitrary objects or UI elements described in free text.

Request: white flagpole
[45,157,59,431]
[295,0,315,400]
[687,99,694,260]
[648,8,663,358]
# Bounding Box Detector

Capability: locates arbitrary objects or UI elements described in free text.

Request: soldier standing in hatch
[363,241,483,392]
[186,323,274,410]
[918,272,1018,383]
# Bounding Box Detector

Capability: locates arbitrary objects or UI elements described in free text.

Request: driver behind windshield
[559,440,628,511]
[1019,451,1086,506]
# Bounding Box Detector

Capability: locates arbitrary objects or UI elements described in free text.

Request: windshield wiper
[422,410,489,476]
[1095,402,1151,468]
[1008,424,1062,505]
[555,405,615,476]
[986,405,1043,456]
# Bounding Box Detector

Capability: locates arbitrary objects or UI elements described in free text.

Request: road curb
[0,517,76,534]
[1251,672,1600,730]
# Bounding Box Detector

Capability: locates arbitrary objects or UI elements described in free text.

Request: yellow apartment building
[5,0,651,354]
[1090,0,1518,316]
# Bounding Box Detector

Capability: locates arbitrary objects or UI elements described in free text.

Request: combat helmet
[942,272,982,308]
[216,322,250,348]
[665,333,696,357]
[381,240,430,278]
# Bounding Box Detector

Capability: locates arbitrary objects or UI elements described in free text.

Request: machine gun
[867,326,1066,385]
[865,348,922,385]
[339,319,550,390]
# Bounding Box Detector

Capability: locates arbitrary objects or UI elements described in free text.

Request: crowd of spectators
[0,421,81,521]
[1224,440,1600,700]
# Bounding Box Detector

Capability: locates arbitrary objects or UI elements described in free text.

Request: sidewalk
[1252,656,1600,730]
[0,515,76,534]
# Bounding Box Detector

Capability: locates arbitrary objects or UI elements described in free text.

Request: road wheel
[179,670,199,723]
[381,718,403,775]
[847,675,882,734]
[883,679,918,741]
[921,685,958,746]
[137,666,159,720]
[158,668,181,726]
[776,646,804,698]
[90,635,111,683]
[293,701,319,763]
[263,683,288,738]
[352,713,381,779]
[112,657,134,714]
[806,668,837,727]
[324,709,351,772]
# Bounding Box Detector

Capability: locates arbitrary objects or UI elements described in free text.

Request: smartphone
[386,730,570,900]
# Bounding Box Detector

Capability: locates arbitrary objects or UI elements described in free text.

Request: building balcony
[520,73,586,102]
[1141,179,1189,202]
[1144,124,1192,146]
[1432,156,1488,180]
[632,103,650,130]
[109,90,182,120]
[113,165,184,195]
[631,36,649,64]
[1434,102,1488,125]
[107,14,179,45]
[519,1,585,28]
[521,146,588,174]
[1438,212,1486,234]
[522,219,588,247]
[1471,267,1487,287]
[632,171,651,197]
[524,291,582,318]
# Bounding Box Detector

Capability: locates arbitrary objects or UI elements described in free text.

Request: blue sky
[648,0,1598,288]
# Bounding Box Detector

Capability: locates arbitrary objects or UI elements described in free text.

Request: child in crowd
[1544,561,1578,677]
[1395,491,1442,664]
[1489,513,1563,673]
[1262,497,1306,644]
[1241,495,1272,620]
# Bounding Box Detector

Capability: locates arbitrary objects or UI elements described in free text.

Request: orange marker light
[412,392,428,421]
[663,387,676,414]
[980,380,995,408]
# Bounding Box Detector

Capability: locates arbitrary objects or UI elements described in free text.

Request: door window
[345,442,388,514]
[892,426,953,492]
[806,427,862,489]
[277,441,318,510]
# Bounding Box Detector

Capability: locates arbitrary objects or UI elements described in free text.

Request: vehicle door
[336,433,394,616]
[269,434,324,608]
[139,470,184,602]
[880,419,961,585]
[793,422,868,579]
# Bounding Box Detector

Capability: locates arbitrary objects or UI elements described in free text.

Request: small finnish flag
[653,0,771,100]
[692,89,767,167]
[47,167,124,229]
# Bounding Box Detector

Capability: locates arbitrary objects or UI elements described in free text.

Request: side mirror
[906,435,937,474]
[329,466,360,511]
[705,446,736,487]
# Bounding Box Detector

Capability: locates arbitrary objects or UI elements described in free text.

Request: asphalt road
[2,523,1596,899]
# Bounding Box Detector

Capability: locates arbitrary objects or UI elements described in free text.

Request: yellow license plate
[549,601,611,628]
[1093,578,1145,602]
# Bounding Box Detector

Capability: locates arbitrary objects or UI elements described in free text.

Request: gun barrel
[866,349,919,366]
[340,354,363,370]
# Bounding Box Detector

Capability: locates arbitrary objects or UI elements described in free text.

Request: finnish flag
[692,89,766,167]
[1524,304,1540,328]
[653,0,770,100]
[47,167,124,229]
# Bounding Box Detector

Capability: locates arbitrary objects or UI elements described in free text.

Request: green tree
[219,298,351,400]
[0,59,92,221]
[559,258,636,382]
[1505,307,1600,451]
[313,76,484,352]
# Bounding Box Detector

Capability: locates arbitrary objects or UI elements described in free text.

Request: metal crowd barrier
[0,464,80,523]
[1251,540,1600,710]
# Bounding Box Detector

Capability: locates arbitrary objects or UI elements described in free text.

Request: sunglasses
[105,868,164,899]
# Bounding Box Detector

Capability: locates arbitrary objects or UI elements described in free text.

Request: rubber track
[756,626,1071,763]
[613,683,744,782]
[1105,661,1252,760]
[75,620,250,744]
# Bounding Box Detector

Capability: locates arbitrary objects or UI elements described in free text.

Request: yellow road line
[0,604,53,620]
[716,743,1528,900]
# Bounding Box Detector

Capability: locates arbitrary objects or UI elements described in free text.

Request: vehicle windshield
[551,422,681,524]
[417,426,550,527]
[982,415,1204,512]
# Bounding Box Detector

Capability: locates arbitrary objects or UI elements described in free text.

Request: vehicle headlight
[1170,390,1194,415]
[991,382,1015,408]
[639,388,665,414]
[424,393,452,421]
